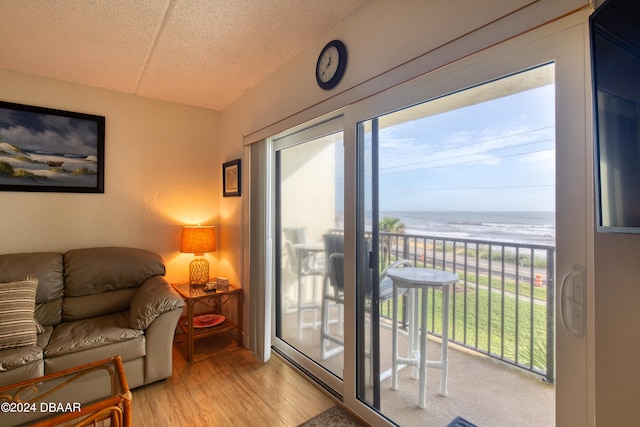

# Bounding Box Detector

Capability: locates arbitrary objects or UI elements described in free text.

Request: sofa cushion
[35,299,63,327]
[45,335,145,374]
[0,343,43,373]
[0,278,38,350]
[63,288,137,322]
[44,312,143,358]
[64,247,166,297]
[0,252,64,326]
[0,253,63,302]
[0,326,51,380]
[0,357,44,388]
[36,325,53,347]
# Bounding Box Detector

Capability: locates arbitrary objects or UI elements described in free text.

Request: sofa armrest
[129,276,185,330]
[143,307,182,384]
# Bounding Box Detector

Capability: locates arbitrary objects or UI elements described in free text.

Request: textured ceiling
[0,0,368,110]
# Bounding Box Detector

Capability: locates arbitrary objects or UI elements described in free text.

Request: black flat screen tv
[590,0,640,233]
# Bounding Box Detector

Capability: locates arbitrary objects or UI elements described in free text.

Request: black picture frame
[0,101,105,193]
[223,159,241,197]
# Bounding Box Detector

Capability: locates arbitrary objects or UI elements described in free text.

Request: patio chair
[320,233,345,357]
[283,227,325,339]
[283,228,325,276]
[320,231,413,359]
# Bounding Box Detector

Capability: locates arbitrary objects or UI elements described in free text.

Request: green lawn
[380,243,553,375]
[464,271,548,302]
[381,284,549,372]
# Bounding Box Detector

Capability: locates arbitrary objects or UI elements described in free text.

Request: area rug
[447,416,478,427]
[298,406,366,427]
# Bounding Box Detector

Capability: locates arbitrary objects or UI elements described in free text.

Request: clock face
[316,40,347,90]
[318,46,339,83]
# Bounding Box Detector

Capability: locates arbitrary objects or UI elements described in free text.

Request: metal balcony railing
[377,232,555,383]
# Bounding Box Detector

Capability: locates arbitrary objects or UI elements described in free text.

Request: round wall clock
[315,40,347,90]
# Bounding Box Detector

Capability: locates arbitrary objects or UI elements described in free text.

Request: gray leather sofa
[0,247,184,389]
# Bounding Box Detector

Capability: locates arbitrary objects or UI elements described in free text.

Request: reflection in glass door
[356,65,557,425]
[273,118,345,391]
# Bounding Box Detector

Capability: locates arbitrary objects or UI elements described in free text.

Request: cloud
[378,125,536,176]
[0,109,98,156]
[517,148,555,170]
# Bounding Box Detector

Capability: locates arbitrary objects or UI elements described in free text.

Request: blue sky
[0,107,99,156]
[377,83,556,212]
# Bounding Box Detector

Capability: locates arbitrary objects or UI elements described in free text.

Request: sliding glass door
[356,65,559,424]
[273,117,345,393]
[266,17,591,427]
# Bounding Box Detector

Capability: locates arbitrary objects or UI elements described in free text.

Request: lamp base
[189,258,209,286]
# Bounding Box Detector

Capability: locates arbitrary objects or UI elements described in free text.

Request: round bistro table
[387,267,459,409]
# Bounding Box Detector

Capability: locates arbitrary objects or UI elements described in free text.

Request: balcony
[282,230,555,426]
[379,231,555,383]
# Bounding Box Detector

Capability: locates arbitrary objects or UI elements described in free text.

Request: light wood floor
[131,327,553,426]
[130,334,337,426]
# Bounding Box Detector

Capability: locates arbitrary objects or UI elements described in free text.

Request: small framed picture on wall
[222,159,241,197]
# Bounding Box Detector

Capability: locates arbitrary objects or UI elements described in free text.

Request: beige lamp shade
[180,226,216,285]
[180,226,216,255]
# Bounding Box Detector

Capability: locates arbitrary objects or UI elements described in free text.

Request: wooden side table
[172,283,243,361]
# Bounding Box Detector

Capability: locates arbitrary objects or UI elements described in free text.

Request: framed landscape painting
[0,101,105,193]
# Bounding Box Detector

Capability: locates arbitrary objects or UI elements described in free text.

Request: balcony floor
[282,309,554,426]
[379,339,554,426]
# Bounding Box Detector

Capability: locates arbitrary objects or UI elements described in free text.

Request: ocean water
[379,211,555,245]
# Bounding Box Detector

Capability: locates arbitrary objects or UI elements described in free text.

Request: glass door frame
[271,115,346,397]
[265,12,593,427]
[340,15,593,426]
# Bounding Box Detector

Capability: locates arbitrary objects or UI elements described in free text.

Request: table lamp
[180,225,216,285]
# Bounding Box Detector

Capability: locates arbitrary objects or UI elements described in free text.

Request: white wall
[218,0,640,425]
[218,0,589,313]
[219,0,589,288]
[0,68,219,284]
[12,0,640,424]
[586,0,640,424]
[594,234,640,424]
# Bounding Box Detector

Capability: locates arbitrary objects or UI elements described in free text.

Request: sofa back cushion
[0,252,64,326]
[62,247,165,321]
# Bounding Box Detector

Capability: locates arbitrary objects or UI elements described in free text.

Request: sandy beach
[0,142,97,187]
